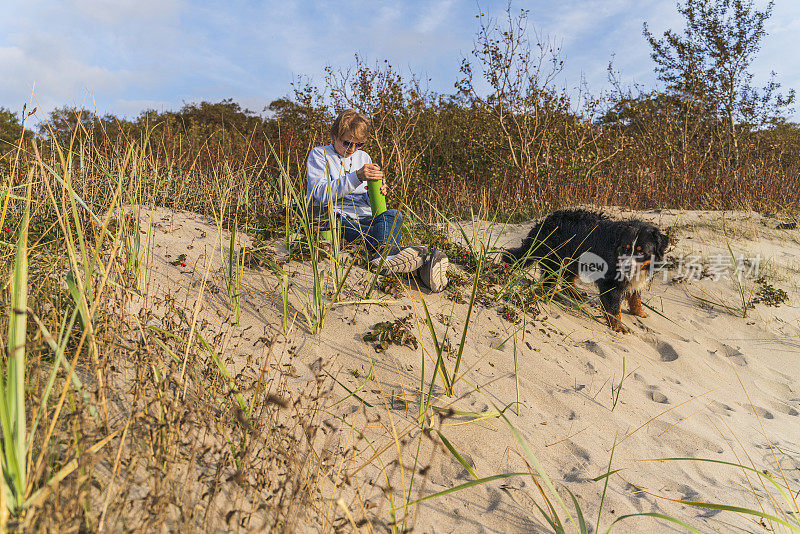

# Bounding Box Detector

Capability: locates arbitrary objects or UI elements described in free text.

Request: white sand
[128,206,800,533]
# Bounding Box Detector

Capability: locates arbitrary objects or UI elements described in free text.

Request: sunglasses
[341,139,365,149]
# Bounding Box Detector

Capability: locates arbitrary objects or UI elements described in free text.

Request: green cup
[368,180,387,216]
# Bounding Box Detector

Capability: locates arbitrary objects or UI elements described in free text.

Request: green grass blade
[674,500,799,531]
[405,472,531,507]
[187,331,248,414]
[420,297,451,394]
[498,409,577,529]
[595,434,617,530]
[149,334,187,365]
[641,301,680,327]
[592,469,624,482]
[690,293,743,316]
[724,229,749,317]
[27,307,99,447]
[650,457,797,508]
[3,177,32,510]
[228,217,237,300]
[566,488,588,534]
[364,213,402,299]
[450,248,482,392]
[430,405,507,420]
[435,430,478,480]
[533,497,565,534]
[37,158,111,236]
[603,512,705,534]
[65,271,91,330]
[323,369,374,408]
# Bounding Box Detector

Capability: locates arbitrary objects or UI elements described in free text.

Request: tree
[456,5,573,188]
[0,108,24,153]
[643,0,795,162]
[324,55,433,198]
[267,94,329,142]
[39,106,100,146]
[173,99,263,134]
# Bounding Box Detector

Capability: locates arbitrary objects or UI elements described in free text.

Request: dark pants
[341,209,403,255]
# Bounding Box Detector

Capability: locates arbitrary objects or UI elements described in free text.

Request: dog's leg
[597,280,629,334]
[627,291,648,318]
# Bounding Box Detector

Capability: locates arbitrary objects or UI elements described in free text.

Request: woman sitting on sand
[305,109,448,292]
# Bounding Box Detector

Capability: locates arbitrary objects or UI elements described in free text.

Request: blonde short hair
[331,109,370,142]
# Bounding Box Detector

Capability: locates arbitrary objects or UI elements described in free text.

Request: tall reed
[0,177,31,515]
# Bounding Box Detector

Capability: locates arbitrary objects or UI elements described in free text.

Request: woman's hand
[357,163,384,182]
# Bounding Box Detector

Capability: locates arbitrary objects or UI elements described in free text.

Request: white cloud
[0,0,796,121]
[376,5,403,25]
[416,0,455,33]
[0,41,134,118]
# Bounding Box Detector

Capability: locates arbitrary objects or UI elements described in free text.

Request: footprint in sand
[754,378,793,398]
[657,341,680,362]
[643,335,680,362]
[720,344,748,366]
[581,340,607,359]
[468,399,489,413]
[484,488,503,512]
[740,404,774,419]
[648,390,669,404]
[652,421,718,454]
[561,442,591,482]
[677,485,699,501]
[770,402,799,417]
[431,454,476,487]
[709,400,734,415]
[622,481,648,504]
[566,442,591,463]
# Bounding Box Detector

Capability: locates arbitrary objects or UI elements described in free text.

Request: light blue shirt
[305,144,373,220]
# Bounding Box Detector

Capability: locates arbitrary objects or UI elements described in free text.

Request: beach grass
[0,111,797,532]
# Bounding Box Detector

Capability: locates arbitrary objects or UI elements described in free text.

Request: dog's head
[639,225,669,261]
[615,223,669,279]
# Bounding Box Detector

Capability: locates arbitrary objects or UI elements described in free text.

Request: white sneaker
[419,249,448,292]
[370,245,429,274]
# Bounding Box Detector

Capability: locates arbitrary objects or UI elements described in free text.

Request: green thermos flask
[368,179,387,216]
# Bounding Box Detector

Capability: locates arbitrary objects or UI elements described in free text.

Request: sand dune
[130,206,799,532]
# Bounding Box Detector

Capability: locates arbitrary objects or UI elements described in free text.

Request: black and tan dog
[503,209,669,333]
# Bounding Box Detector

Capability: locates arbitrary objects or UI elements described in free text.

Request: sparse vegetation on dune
[1,116,798,532]
[1,1,799,532]
[0,135,335,531]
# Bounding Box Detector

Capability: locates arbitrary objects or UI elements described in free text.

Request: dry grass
[1,113,798,533]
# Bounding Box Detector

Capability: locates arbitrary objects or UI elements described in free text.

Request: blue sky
[1,0,798,122]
